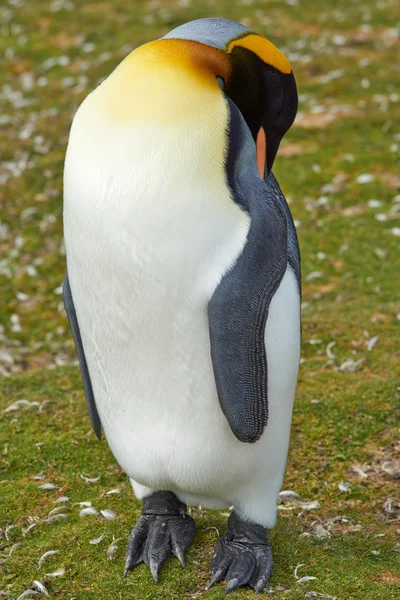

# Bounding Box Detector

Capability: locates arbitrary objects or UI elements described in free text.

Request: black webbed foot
[207,511,273,594]
[124,491,196,581]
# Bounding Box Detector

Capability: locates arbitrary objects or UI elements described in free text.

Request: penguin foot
[124,490,196,582]
[207,511,273,594]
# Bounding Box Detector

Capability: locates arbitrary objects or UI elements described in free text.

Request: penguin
[63,17,301,594]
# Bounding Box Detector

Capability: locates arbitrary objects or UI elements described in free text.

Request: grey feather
[162,17,251,49]
[63,274,101,439]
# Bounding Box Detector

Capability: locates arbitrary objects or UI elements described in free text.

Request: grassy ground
[1,0,400,598]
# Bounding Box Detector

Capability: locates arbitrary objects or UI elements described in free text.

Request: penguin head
[162,18,298,174]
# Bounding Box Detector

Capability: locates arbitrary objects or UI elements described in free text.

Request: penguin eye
[216,75,225,91]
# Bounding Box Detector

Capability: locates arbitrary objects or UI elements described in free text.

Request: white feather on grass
[100,509,117,520]
[294,563,317,585]
[326,341,336,358]
[279,490,300,498]
[45,567,65,577]
[16,591,40,600]
[338,481,351,492]
[106,538,123,560]
[294,563,305,578]
[53,496,70,503]
[79,506,99,517]
[352,465,367,478]
[305,592,337,599]
[9,542,22,556]
[38,483,58,490]
[32,581,49,596]
[5,524,18,539]
[47,506,69,516]
[90,534,105,545]
[38,550,59,568]
[23,523,38,535]
[80,474,100,483]
[43,514,69,524]
[4,399,39,413]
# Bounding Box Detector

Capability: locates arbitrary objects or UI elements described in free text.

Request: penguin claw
[206,566,226,590]
[149,556,160,582]
[172,543,186,568]
[225,577,240,593]
[124,491,196,582]
[209,511,273,594]
[254,576,268,594]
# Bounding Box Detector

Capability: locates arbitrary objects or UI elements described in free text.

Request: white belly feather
[64,102,300,527]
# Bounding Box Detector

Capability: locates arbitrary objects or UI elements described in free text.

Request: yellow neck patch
[93,39,229,124]
[227,34,291,74]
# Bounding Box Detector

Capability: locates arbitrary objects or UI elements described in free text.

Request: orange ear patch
[256,127,267,177]
[227,34,291,74]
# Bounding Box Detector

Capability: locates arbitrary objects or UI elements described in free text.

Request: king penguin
[63,17,301,594]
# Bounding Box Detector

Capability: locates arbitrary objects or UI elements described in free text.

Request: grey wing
[63,274,101,439]
[208,98,288,444]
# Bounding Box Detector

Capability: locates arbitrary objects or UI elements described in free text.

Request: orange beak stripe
[256,127,267,178]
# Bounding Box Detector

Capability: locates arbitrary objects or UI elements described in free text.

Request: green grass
[1,0,400,598]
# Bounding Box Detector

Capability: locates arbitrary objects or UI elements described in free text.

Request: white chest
[63,115,252,485]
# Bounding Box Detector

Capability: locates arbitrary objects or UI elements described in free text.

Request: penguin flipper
[62,274,102,439]
[208,98,289,444]
[208,181,287,444]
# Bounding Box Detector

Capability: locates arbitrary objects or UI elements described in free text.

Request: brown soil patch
[294,107,360,129]
[279,142,306,158]
[378,172,400,191]
[375,572,400,584]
